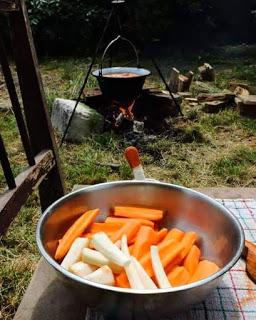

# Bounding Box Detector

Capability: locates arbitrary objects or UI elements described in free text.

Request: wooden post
[8,0,65,210]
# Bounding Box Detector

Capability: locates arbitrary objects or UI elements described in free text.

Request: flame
[119,101,135,120]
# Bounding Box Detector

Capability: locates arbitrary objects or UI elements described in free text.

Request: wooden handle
[242,240,256,283]
[124,146,141,169]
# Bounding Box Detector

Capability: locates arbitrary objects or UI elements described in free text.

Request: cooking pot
[36,180,244,319]
[92,35,151,104]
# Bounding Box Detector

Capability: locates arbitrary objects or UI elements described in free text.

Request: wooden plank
[0,133,16,189]
[0,0,19,11]
[8,0,65,209]
[13,258,87,320]
[0,150,55,235]
[0,34,35,166]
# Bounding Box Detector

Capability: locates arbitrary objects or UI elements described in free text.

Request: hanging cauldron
[92,35,151,104]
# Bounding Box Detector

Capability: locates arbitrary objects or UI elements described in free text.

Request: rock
[198,63,215,82]
[234,86,250,97]
[202,101,229,113]
[51,98,104,143]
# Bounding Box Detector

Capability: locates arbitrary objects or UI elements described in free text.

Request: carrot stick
[189,260,219,283]
[156,228,168,243]
[132,226,157,259]
[139,239,184,277]
[55,209,99,260]
[113,206,163,221]
[129,244,134,252]
[115,272,130,288]
[183,245,201,276]
[180,231,198,260]
[164,228,185,242]
[105,217,154,228]
[168,266,190,287]
[90,222,122,234]
[110,220,141,244]
[165,255,182,274]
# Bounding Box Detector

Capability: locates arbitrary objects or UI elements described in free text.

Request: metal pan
[36,180,244,319]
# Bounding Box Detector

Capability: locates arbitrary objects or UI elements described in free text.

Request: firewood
[198,63,215,82]
[169,67,180,93]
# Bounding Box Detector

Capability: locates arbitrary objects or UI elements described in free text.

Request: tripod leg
[60,7,115,146]
[151,58,183,116]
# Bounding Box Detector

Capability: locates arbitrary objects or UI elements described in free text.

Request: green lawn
[1,46,256,319]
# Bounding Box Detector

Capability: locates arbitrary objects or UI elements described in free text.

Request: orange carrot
[90,222,122,234]
[164,228,185,242]
[139,239,184,277]
[110,220,141,244]
[168,266,190,287]
[105,217,154,228]
[55,209,99,260]
[183,245,201,276]
[156,228,168,243]
[180,231,198,260]
[113,206,163,221]
[115,272,130,288]
[132,226,157,259]
[129,244,134,252]
[165,255,182,274]
[189,260,219,283]
[129,235,137,244]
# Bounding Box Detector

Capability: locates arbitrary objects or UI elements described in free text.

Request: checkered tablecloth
[171,199,256,320]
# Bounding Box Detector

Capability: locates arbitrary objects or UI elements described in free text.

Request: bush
[24,0,256,56]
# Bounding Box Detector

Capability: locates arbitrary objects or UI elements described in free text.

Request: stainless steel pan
[36,180,244,319]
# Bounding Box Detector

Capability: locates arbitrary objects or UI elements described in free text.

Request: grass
[1,46,256,319]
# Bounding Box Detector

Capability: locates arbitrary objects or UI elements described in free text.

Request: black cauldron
[92,35,151,105]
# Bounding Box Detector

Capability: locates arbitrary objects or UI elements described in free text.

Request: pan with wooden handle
[125,146,256,284]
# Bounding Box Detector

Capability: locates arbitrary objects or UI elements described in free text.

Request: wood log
[197,92,235,103]
[202,101,230,113]
[184,71,194,91]
[177,74,189,92]
[198,63,215,82]
[169,67,180,93]
[234,86,250,97]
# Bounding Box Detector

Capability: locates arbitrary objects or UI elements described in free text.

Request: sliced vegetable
[168,266,190,287]
[82,247,109,266]
[165,255,182,274]
[140,239,177,277]
[70,261,97,278]
[131,257,157,289]
[156,228,168,243]
[180,231,198,260]
[115,272,130,288]
[82,247,122,274]
[90,222,122,234]
[92,232,131,267]
[164,228,185,242]
[150,246,171,289]
[61,237,89,270]
[121,235,144,290]
[84,265,115,286]
[110,220,141,244]
[105,217,154,228]
[189,260,219,283]
[183,245,201,275]
[113,206,163,221]
[132,226,157,259]
[55,209,99,260]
